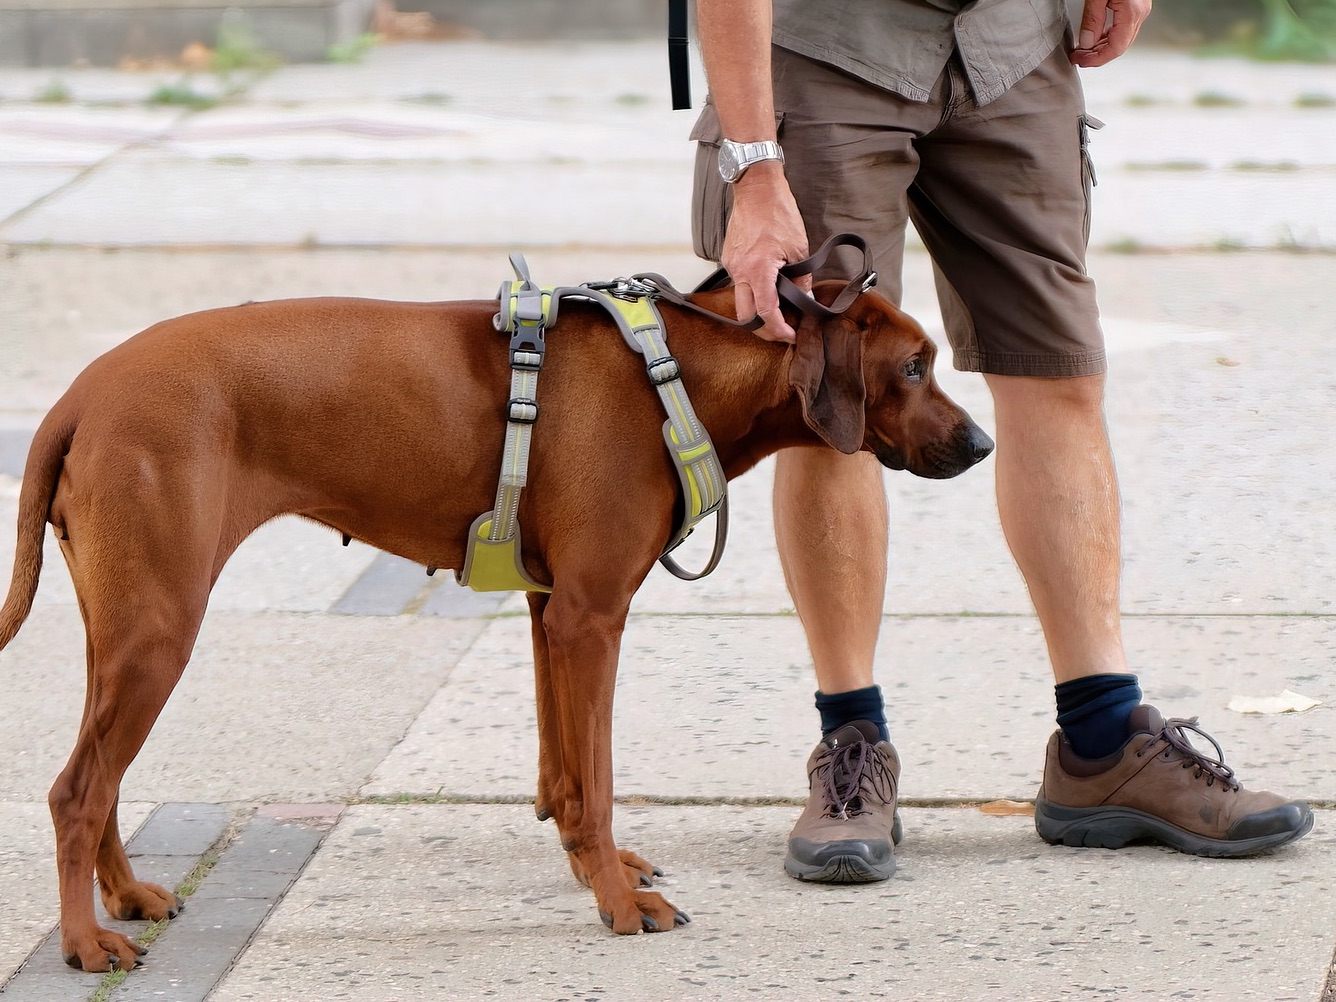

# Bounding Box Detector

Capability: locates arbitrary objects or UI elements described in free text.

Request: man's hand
[1070,0,1152,67]
[722,162,809,343]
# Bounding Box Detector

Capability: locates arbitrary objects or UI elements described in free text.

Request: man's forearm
[697,0,777,143]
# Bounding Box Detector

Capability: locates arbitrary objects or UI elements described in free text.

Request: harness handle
[632,233,876,330]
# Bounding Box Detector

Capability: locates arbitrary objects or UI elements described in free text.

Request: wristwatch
[717,139,785,183]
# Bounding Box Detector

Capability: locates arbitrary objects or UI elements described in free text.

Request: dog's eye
[903,356,925,383]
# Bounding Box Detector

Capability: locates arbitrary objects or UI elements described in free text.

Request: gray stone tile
[0,801,153,986]
[125,804,231,858]
[364,614,1336,803]
[1,803,214,998]
[210,804,1336,1002]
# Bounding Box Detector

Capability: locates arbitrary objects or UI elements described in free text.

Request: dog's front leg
[528,593,663,893]
[541,590,688,934]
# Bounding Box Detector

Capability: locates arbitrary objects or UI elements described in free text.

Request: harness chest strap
[458,262,728,593]
[458,254,555,593]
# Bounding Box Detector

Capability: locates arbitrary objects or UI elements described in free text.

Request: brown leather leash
[629,232,878,329]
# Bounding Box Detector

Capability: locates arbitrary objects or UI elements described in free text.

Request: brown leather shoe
[785,721,903,883]
[1036,705,1314,857]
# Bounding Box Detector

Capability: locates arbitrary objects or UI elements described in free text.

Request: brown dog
[0,280,991,972]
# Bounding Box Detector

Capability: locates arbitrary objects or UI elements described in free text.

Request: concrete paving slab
[209,804,1336,1001]
[0,155,695,247]
[0,606,488,803]
[0,800,153,985]
[0,493,383,615]
[364,614,1336,803]
[0,165,82,222]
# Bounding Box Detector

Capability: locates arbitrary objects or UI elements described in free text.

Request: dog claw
[598,909,613,930]
[674,910,691,926]
[651,866,665,877]
[638,873,653,888]
[641,915,658,932]
[535,807,551,822]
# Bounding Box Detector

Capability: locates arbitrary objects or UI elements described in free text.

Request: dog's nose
[966,424,995,463]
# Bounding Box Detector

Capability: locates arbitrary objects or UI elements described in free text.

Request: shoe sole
[783,810,903,884]
[784,851,896,883]
[1034,798,1316,858]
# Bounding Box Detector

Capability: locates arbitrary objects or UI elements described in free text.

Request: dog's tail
[0,410,74,653]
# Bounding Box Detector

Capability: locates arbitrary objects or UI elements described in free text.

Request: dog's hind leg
[49,479,217,972]
[528,593,661,892]
[541,588,686,934]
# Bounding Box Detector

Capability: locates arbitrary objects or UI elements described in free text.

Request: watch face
[718,141,743,183]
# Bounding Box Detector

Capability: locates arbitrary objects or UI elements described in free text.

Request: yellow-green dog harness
[457,255,728,593]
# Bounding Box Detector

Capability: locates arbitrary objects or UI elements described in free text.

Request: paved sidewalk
[1,38,1334,1002]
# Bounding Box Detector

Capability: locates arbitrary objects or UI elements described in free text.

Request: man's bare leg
[984,373,1128,684]
[773,447,888,695]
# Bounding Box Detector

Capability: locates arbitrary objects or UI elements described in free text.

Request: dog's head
[788,285,993,479]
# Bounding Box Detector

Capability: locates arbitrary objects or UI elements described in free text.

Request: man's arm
[697,0,808,343]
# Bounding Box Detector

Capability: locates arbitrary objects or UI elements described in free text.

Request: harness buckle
[646,355,681,386]
[509,325,546,359]
[507,398,539,424]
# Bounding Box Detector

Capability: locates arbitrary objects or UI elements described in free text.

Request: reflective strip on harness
[596,294,726,551]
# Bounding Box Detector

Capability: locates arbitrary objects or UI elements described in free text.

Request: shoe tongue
[825,720,882,748]
[1127,704,1164,736]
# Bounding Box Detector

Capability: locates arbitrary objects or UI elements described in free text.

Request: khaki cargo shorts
[690,42,1106,377]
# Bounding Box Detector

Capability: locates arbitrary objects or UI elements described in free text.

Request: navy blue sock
[815,685,889,742]
[1055,673,1142,759]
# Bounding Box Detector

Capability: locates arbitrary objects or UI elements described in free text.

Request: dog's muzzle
[912,422,994,479]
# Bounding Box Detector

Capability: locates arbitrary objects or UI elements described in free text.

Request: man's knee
[984,372,1106,418]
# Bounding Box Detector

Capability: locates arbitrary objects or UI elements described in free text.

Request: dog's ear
[788,313,867,454]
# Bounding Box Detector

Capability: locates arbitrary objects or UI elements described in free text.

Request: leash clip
[584,276,657,303]
[861,270,878,293]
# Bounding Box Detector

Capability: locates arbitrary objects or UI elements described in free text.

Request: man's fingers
[733,282,757,328]
[1078,0,1110,50]
[750,279,796,343]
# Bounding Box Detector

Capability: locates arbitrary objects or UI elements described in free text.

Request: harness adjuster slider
[511,349,543,371]
[507,398,539,424]
[647,355,680,386]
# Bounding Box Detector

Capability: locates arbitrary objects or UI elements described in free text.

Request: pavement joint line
[348,793,1336,810]
[0,108,197,236]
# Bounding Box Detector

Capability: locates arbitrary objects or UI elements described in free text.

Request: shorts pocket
[689,101,785,262]
[1079,113,1104,245]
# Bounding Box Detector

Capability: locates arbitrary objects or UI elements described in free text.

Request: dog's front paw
[61,926,147,972]
[597,889,690,935]
[100,880,183,922]
[569,848,664,889]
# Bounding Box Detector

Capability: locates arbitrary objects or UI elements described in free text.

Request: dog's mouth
[873,424,994,479]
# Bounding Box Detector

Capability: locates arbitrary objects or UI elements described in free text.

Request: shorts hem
[953,348,1107,378]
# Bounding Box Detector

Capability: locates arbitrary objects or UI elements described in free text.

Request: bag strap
[669,0,691,110]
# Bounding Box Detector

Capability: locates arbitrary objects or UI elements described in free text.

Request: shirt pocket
[1079,113,1105,245]
[689,101,786,263]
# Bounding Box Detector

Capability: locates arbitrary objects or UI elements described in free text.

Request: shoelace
[1137,716,1241,792]
[813,740,895,820]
